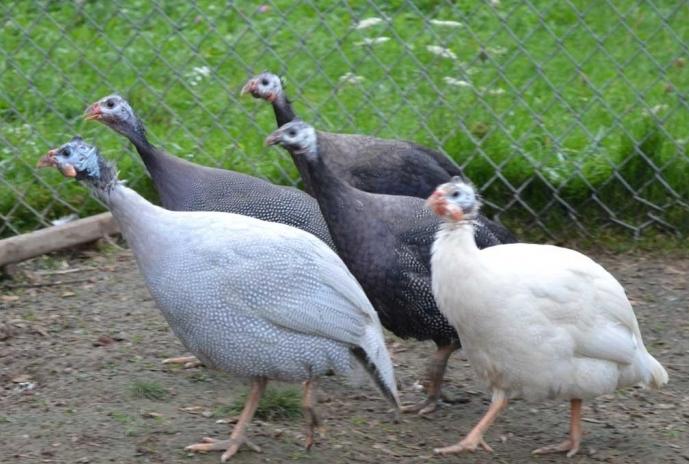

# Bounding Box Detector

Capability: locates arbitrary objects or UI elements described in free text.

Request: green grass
[129,379,168,401]
[221,386,302,421]
[1,0,688,238]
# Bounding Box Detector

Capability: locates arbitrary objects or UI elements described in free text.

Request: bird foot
[401,397,439,416]
[305,426,325,451]
[162,355,203,368]
[185,436,261,461]
[434,435,493,455]
[532,438,580,458]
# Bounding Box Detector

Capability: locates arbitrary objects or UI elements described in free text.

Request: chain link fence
[1,0,688,240]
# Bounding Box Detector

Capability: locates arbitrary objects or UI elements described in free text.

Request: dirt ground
[1,244,688,464]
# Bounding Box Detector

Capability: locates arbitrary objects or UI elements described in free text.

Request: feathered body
[108,184,396,398]
[243,72,471,199]
[85,95,335,249]
[431,225,668,401]
[265,121,517,413]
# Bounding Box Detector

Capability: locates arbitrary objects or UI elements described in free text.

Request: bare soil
[1,245,687,464]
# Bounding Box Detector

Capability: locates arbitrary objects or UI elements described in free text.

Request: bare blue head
[264,120,317,156]
[427,177,481,222]
[38,136,116,189]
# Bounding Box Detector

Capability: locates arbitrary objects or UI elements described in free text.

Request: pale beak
[83,103,102,121]
[240,79,257,96]
[36,149,57,168]
[264,132,281,146]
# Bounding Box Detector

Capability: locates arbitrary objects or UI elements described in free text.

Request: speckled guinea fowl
[38,137,400,463]
[266,120,517,415]
[241,72,468,199]
[83,94,334,250]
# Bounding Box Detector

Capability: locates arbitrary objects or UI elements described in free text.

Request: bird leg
[402,340,460,415]
[185,377,268,462]
[532,398,583,458]
[302,379,322,450]
[433,390,507,455]
[161,355,203,368]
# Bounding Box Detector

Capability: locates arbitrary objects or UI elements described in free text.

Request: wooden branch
[0,212,119,267]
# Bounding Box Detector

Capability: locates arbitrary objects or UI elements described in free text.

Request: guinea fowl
[242,72,470,200]
[85,95,336,368]
[427,178,668,457]
[83,94,334,248]
[265,120,517,415]
[38,137,400,462]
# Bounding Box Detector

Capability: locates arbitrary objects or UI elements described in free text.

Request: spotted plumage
[244,71,476,199]
[39,138,400,460]
[84,94,335,249]
[266,120,517,414]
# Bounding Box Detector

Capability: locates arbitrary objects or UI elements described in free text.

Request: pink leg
[434,390,508,455]
[532,398,583,457]
[185,378,267,462]
[302,379,322,450]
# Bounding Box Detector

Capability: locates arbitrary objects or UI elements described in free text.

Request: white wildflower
[339,72,365,85]
[355,37,390,46]
[354,17,384,29]
[427,45,457,60]
[188,66,211,86]
[443,77,472,87]
[429,19,463,28]
[644,104,668,116]
[486,46,507,55]
[193,66,211,77]
[487,87,506,96]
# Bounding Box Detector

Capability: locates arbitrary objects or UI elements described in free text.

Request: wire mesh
[1,0,687,239]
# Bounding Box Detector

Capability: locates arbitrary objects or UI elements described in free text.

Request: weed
[129,380,168,401]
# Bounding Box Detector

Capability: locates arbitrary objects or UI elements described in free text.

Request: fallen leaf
[12,374,31,383]
[1,295,19,303]
[93,335,115,347]
[61,292,76,298]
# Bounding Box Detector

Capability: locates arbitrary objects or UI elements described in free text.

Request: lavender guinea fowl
[427,178,668,457]
[241,72,472,200]
[266,120,517,415]
[38,137,400,462]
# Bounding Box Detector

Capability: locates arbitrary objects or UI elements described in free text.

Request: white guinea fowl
[427,177,668,457]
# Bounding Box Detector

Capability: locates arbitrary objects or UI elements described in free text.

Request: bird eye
[451,191,460,198]
[62,148,70,157]
[261,79,269,86]
[106,99,115,109]
[288,130,296,137]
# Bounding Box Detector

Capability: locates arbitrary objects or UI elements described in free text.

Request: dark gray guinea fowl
[266,120,518,416]
[242,72,470,200]
[84,94,335,250]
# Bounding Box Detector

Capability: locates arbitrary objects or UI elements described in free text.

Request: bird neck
[436,220,481,257]
[298,140,356,203]
[122,120,169,176]
[272,93,296,127]
[83,157,120,201]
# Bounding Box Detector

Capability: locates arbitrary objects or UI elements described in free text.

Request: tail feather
[351,325,400,409]
[646,353,668,389]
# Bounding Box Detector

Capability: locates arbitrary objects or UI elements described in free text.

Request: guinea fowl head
[427,177,481,223]
[264,120,316,157]
[84,94,144,139]
[241,72,284,102]
[37,136,114,185]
